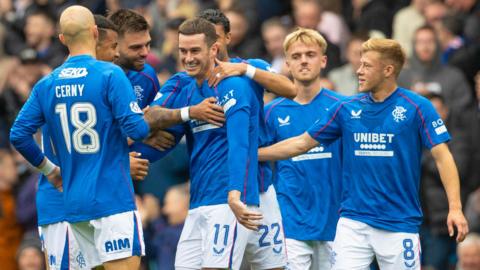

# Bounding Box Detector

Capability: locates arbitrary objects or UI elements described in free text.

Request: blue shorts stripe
[132,212,142,256]
[60,227,69,270]
[228,222,238,269]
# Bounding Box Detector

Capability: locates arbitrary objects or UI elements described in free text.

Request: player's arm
[131,124,186,163]
[9,85,62,190]
[224,82,263,230]
[258,132,318,161]
[144,97,225,131]
[431,143,469,242]
[208,59,297,98]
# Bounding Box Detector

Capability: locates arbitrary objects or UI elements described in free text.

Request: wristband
[245,64,256,79]
[180,106,190,122]
[38,158,56,176]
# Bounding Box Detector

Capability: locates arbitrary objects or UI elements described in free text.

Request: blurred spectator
[0,58,48,139]
[476,71,480,109]
[16,231,45,270]
[154,183,189,269]
[465,189,480,233]
[328,32,368,95]
[398,25,474,112]
[22,9,67,68]
[435,14,480,91]
[0,149,23,270]
[291,0,341,74]
[456,233,480,270]
[224,7,263,59]
[348,0,393,38]
[419,93,477,270]
[392,0,428,57]
[215,0,258,33]
[424,0,448,28]
[261,17,289,76]
[292,0,350,53]
[140,183,189,270]
[146,0,169,49]
[168,0,199,19]
[154,17,186,84]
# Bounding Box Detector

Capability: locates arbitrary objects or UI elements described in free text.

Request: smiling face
[179,33,217,79]
[115,30,151,71]
[356,51,387,93]
[286,40,326,83]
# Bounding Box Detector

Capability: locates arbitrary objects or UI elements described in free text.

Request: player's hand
[189,97,225,126]
[447,208,469,242]
[129,152,149,181]
[47,166,63,192]
[228,190,263,231]
[144,130,175,151]
[208,59,247,87]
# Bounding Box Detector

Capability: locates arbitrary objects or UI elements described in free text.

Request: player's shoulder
[246,58,272,71]
[394,87,435,113]
[218,76,250,92]
[264,97,290,116]
[142,63,156,75]
[92,60,124,77]
[162,71,193,90]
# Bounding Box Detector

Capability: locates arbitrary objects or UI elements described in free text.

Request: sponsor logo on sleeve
[432,119,447,135]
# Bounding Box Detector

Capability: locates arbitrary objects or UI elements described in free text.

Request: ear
[225,32,232,46]
[211,42,219,57]
[383,64,395,78]
[59,33,66,46]
[320,55,327,69]
[92,25,99,41]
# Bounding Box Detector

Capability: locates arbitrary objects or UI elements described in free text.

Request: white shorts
[39,222,89,269]
[331,217,421,270]
[175,203,256,269]
[244,185,287,269]
[285,239,332,270]
[69,210,145,267]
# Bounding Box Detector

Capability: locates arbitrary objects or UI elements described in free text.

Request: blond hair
[361,38,406,77]
[283,27,327,54]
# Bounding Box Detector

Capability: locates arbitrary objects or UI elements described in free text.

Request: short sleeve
[417,99,451,149]
[307,101,343,145]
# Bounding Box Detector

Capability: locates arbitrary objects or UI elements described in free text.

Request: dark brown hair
[178,18,217,47]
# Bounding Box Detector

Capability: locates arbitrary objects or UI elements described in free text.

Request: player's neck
[67,43,96,58]
[293,78,322,104]
[370,79,398,102]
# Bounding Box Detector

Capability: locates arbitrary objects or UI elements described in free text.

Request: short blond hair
[283,27,327,55]
[361,38,406,77]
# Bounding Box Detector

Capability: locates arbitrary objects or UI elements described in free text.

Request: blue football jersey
[139,58,276,192]
[139,76,260,208]
[10,55,150,223]
[307,88,451,233]
[126,63,160,109]
[36,126,64,226]
[264,89,344,241]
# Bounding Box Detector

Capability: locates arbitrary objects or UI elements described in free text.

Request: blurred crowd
[0,0,479,269]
